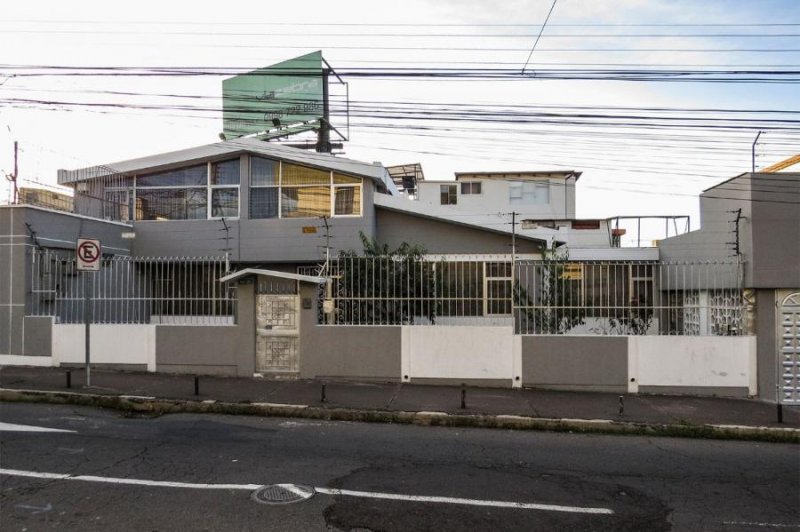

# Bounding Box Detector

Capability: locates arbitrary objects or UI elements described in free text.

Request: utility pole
[752,131,762,173]
[316,68,332,153]
[320,215,331,275]
[5,140,19,204]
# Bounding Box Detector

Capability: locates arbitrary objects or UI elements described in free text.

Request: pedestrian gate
[255,294,300,374]
[779,292,800,404]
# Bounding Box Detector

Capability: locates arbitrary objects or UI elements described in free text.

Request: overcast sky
[1,0,798,243]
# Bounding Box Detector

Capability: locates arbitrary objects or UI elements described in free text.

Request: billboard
[222,51,324,138]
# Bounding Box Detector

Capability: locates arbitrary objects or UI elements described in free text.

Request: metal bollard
[461,383,466,409]
[194,376,199,396]
[66,370,72,389]
[618,395,624,416]
[777,403,783,424]
[321,383,327,403]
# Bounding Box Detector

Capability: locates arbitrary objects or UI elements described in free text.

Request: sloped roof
[373,193,560,246]
[57,138,393,189]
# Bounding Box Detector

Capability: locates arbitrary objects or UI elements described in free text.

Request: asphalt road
[0,403,798,532]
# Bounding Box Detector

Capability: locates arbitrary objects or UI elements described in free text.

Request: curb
[1,388,798,444]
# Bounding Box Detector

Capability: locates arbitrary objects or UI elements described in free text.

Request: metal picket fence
[28,249,235,324]
[320,256,746,335]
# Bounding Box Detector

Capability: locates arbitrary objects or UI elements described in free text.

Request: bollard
[321,383,327,403]
[66,370,72,389]
[194,376,199,396]
[618,395,624,416]
[777,403,783,424]
[461,383,466,409]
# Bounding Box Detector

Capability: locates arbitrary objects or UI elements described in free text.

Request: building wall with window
[415,175,575,220]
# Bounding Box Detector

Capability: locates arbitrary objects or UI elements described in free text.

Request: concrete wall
[155,282,255,376]
[299,283,401,380]
[521,336,628,392]
[52,324,156,371]
[375,208,541,255]
[402,326,515,387]
[750,176,800,288]
[756,289,778,402]
[629,335,756,396]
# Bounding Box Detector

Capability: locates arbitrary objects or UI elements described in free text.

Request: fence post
[194,376,200,396]
[461,383,466,409]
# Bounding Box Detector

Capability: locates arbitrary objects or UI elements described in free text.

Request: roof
[57,137,395,190]
[702,172,799,193]
[219,268,326,284]
[373,193,558,246]
[454,170,582,181]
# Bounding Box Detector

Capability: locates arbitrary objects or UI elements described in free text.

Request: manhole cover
[252,484,315,505]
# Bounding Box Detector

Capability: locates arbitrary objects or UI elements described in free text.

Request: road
[0,403,798,531]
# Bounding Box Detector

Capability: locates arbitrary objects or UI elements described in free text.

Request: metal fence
[28,249,235,324]
[321,256,746,335]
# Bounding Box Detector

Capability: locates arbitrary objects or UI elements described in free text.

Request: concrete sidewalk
[1,366,798,440]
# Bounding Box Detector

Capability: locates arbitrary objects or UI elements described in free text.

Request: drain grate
[252,484,315,505]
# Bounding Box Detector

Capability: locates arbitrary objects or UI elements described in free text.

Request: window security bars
[320,256,745,336]
[28,250,235,324]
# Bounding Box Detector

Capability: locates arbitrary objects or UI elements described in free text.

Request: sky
[1,0,798,245]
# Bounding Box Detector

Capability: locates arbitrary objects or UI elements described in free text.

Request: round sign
[77,241,100,264]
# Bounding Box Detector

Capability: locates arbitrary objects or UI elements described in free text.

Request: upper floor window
[249,158,362,219]
[440,184,457,205]
[135,160,240,221]
[460,182,481,195]
[509,182,549,205]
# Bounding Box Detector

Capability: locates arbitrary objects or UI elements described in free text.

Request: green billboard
[222,51,324,138]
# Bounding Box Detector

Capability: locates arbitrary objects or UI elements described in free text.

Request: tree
[333,232,436,324]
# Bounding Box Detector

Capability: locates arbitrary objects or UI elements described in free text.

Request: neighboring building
[659,172,800,403]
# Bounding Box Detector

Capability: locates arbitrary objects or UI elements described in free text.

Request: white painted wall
[402,326,514,382]
[628,336,756,395]
[52,324,157,372]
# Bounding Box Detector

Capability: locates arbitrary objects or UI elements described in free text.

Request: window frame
[460,182,481,195]
[440,184,458,205]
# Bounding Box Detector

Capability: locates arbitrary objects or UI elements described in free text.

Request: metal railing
[321,256,746,335]
[28,249,236,324]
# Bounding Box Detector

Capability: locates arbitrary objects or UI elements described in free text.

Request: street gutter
[1,388,797,444]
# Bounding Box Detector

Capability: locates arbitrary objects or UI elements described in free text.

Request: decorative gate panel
[255,295,300,374]
[779,292,800,404]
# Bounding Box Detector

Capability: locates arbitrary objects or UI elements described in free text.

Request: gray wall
[299,283,401,380]
[155,282,255,376]
[750,177,800,288]
[756,289,778,402]
[375,208,542,255]
[22,316,53,357]
[521,335,628,392]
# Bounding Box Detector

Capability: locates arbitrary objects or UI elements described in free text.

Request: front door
[779,292,800,405]
[255,294,300,374]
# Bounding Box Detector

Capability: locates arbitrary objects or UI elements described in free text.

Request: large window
[509,181,549,205]
[460,182,481,195]
[135,160,240,221]
[249,158,362,219]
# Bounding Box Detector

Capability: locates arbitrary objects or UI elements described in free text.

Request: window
[135,160,240,220]
[440,184,457,205]
[460,182,481,195]
[248,158,363,219]
[509,181,549,205]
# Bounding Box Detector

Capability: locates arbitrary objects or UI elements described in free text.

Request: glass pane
[210,159,240,185]
[333,173,361,184]
[334,186,361,216]
[211,188,239,218]
[137,165,207,187]
[136,188,207,220]
[282,163,330,186]
[281,186,331,218]
[249,187,279,219]
[251,157,278,187]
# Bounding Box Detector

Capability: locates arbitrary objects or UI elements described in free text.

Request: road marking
[0,422,76,433]
[723,522,800,529]
[0,468,613,515]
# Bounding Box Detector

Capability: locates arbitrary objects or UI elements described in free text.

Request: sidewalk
[1,366,798,439]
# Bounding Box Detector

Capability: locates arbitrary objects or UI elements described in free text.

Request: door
[255,294,300,374]
[779,292,800,405]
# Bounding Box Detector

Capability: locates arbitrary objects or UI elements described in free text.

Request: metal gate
[255,294,300,374]
[779,292,800,405]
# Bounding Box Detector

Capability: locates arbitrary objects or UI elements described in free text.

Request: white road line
[314,487,614,514]
[723,522,800,529]
[0,468,613,515]
[0,423,76,433]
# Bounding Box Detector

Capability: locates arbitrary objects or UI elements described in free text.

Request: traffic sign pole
[76,238,101,388]
[84,272,91,387]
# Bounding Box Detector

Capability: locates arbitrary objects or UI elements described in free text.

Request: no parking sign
[76,238,101,271]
